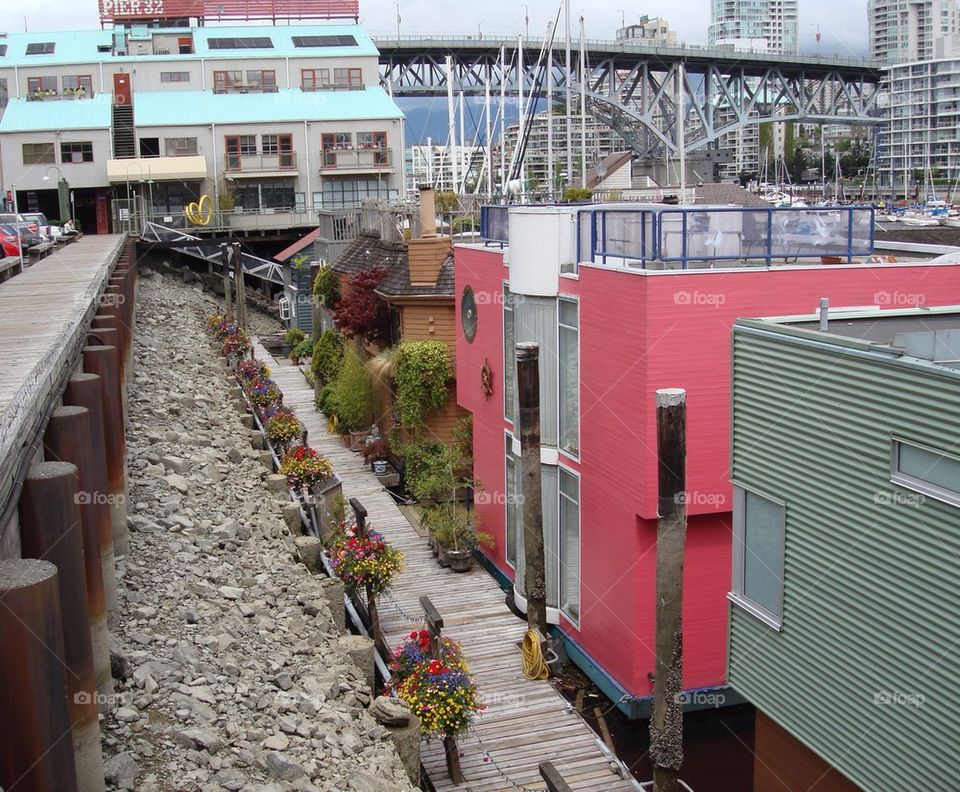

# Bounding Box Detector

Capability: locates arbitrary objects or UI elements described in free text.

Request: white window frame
[729,484,785,631]
[503,282,514,425]
[891,437,960,508]
[558,295,580,461]
[558,465,581,626]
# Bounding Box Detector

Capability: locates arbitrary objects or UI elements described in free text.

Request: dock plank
[256,345,638,792]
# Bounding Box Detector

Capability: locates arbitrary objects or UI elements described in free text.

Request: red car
[0,224,23,258]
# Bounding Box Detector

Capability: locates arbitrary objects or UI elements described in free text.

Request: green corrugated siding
[729,326,960,791]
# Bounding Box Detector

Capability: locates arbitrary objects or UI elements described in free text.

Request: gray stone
[368,697,411,727]
[162,455,187,474]
[263,751,306,782]
[293,536,323,574]
[115,706,139,723]
[175,727,223,752]
[262,733,289,751]
[104,751,139,787]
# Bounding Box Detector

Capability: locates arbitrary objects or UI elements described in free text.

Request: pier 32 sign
[99,0,359,22]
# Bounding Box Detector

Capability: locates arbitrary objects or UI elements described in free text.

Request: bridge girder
[378,40,882,159]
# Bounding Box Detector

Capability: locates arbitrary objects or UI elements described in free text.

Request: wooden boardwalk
[0,235,127,552]
[257,342,639,792]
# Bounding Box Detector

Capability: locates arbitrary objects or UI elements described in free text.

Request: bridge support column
[0,559,79,792]
[19,462,106,792]
[64,372,118,613]
[44,406,114,702]
[82,344,128,559]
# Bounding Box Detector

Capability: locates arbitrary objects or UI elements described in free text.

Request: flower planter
[372,459,389,476]
[341,433,352,448]
[437,544,450,567]
[310,475,343,542]
[446,549,473,573]
[349,430,369,452]
[429,535,439,557]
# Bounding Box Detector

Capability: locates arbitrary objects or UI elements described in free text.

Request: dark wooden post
[232,241,247,331]
[350,498,385,654]
[516,342,547,634]
[539,761,573,792]
[0,559,79,792]
[419,595,464,784]
[221,243,233,321]
[650,388,687,792]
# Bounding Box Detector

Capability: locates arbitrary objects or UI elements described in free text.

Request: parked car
[21,212,58,240]
[0,224,24,257]
[0,221,41,249]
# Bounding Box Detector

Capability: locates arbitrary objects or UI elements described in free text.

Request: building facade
[0,24,403,234]
[708,0,798,53]
[454,203,960,716]
[404,144,483,195]
[729,306,960,790]
[877,55,960,195]
[615,16,680,47]
[867,0,960,63]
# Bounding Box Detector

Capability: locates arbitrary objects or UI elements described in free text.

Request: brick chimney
[408,186,451,286]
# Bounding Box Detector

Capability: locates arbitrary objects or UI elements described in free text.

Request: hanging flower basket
[327,523,403,599]
[278,446,334,491]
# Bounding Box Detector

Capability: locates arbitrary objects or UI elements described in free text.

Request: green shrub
[330,345,376,432]
[311,329,345,385]
[561,187,593,203]
[394,341,453,428]
[315,382,336,416]
[285,327,306,345]
[312,264,340,308]
[290,339,313,360]
[402,440,453,502]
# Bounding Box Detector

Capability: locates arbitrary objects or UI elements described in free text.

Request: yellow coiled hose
[521,629,550,680]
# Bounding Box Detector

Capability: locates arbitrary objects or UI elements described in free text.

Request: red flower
[409,631,418,639]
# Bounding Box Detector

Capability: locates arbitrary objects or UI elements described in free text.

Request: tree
[331,267,391,344]
[788,145,808,183]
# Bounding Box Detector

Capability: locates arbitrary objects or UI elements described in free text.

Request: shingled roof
[330,229,453,300]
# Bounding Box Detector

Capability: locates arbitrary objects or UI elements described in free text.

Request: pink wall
[456,248,960,698]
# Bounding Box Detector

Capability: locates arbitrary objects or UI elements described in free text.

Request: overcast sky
[0,0,869,55]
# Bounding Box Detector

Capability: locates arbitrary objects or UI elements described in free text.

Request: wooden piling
[19,462,106,792]
[63,372,117,612]
[0,559,79,792]
[82,345,127,557]
[221,244,233,321]
[232,241,247,331]
[44,405,114,702]
[516,342,547,634]
[651,388,687,792]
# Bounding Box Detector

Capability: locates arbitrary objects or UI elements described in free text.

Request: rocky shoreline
[101,262,416,792]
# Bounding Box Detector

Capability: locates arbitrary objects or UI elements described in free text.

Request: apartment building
[0,18,403,234]
[615,16,680,47]
[868,0,960,63]
[708,0,799,54]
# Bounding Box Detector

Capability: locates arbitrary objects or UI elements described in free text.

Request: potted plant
[248,378,283,416]
[290,338,312,366]
[284,327,305,358]
[266,408,301,452]
[422,502,491,572]
[278,446,334,494]
[330,345,376,450]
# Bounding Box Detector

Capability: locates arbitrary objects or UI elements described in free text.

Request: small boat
[900,214,941,227]
[875,213,899,223]
[942,217,960,229]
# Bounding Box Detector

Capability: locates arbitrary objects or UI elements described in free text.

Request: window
[262,134,294,167]
[322,132,353,149]
[559,468,580,622]
[357,131,386,149]
[25,42,55,55]
[0,78,7,108]
[320,178,394,209]
[503,286,515,422]
[206,37,273,49]
[61,141,94,164]
[333,67,363,89]
[233,181,295,211]
[164,137,198,157]
[62,75,92,94]
[558,298,579,456]
[237,135,257,155]
[505,434,519,567]
[731,486,785,629]
[138,137,160,158]
[892,438,960,507]
[213,70,242,92]
[245,70,276,90]
[292,34,357,47]
[300,68,330,90]
[0,44,7,57]
[22,142,54,165]
[27,76,57,95]
[160,71,190,83]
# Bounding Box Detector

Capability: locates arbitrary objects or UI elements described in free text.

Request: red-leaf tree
[332,267,391,344]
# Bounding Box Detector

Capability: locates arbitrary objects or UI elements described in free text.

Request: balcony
[301,82,364,92]
[27,89,95,101]
[213,83,279,94]
[224,152,297,177]
[319,148,392,173]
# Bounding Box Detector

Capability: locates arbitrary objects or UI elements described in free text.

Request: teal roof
[134,87,402,126]
[0,95,113,132]
[0,25,377,67]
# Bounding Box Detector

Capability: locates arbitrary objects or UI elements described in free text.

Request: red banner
[99,0,359,22]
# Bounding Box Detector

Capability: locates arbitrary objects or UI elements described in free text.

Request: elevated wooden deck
[0,235,127,557]
[257,342,639,792]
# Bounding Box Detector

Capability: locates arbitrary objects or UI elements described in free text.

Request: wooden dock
[0,235,127,556]
[257,342,639,792]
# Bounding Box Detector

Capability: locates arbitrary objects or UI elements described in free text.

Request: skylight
[207,37,273,50]
[292,35,357,48]
[0,45,7,57]
[25,42,55,55]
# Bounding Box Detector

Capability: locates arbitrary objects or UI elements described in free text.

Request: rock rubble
[102,263,416,792]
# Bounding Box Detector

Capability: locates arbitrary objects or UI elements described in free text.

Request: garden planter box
[446,549,473,573]
[341,433,352,448]
[349,431,369,452]
[310,475,343,541]
[373,461,400,489]
[437,545,450,567]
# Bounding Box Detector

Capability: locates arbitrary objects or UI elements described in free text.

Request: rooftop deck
[258,344,640,792]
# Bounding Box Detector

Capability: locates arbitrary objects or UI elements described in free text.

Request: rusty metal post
[221,244,234,321]
[651,388,687,792]
[82,344,128,558]
[19,462,106,792]
[516,342,547,634]
[44,406,113,701]
[0,558,79,792]
[63,372,117,612]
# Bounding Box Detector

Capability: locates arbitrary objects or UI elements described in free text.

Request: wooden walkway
[257,341,639,792]
[0,235,127,552]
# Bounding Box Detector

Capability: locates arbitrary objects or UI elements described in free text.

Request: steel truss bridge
[375,37,884,161]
